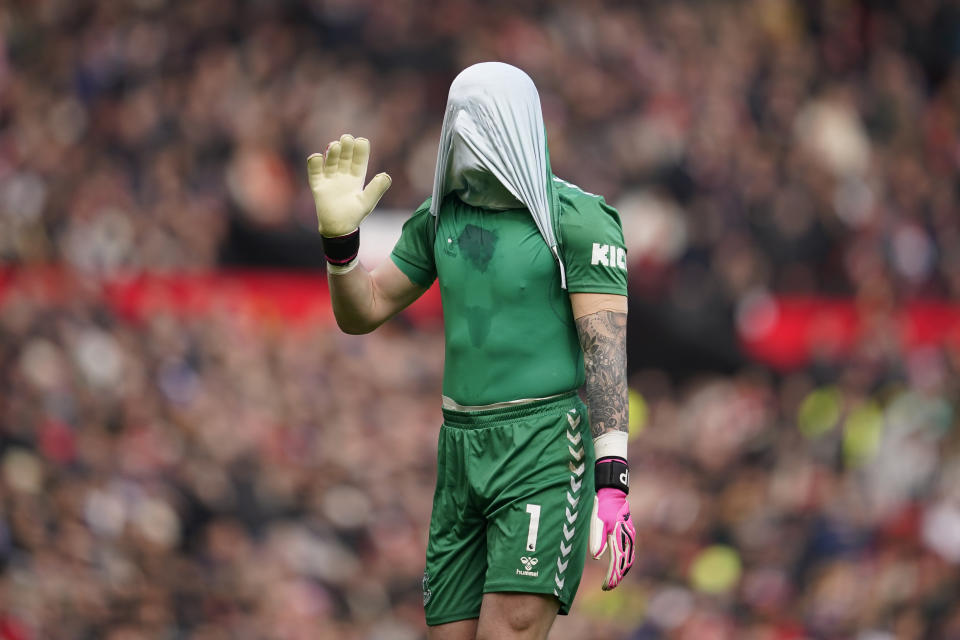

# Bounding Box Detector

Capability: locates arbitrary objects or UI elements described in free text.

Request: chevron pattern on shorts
[554,409,585,597]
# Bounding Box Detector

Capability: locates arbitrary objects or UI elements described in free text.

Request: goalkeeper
[307,62,635,639]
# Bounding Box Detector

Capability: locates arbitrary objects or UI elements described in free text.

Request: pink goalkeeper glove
[589,483,636,590]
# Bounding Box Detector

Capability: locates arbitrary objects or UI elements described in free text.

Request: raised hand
[306,134,392,238]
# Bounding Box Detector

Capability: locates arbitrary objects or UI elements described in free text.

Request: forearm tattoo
[575,310,628,438]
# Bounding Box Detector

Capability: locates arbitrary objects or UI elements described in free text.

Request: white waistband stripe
[441,391,569,412]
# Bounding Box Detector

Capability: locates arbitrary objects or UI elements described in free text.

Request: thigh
[425,426,487,626]
[479,403,594,614]
[476,592,559,640]
[427,619,478,640]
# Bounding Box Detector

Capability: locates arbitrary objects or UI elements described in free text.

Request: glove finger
[338,134,355,173]
[604,520,637,591]
[324,141,341,174]
[306,153,325,179]
[589,496,607,559]
[358,172,392,214]
[351,137,370,177]
[621,519,636,568]
[601,531,617,590]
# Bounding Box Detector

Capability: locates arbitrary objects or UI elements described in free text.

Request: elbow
[340,325,372,336]
[335,316,377,335]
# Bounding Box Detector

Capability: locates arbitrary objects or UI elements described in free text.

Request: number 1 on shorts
[525,503,541,552]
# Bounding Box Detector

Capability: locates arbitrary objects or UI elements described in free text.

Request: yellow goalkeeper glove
[306,134,392,238]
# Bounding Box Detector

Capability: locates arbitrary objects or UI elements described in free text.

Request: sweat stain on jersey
[457,224,498,346]
[465,304,492,347]
[457,224,497,272]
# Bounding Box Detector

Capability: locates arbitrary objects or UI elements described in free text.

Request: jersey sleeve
[390,198,437,287]
[558,187,628,295]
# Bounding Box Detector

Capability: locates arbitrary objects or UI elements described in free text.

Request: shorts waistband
[441,390,580,428]
[441,391,571,412]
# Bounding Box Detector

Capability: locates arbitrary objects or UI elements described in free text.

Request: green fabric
[390,179,627,406]
[390,198,438,288]
[423,394,595,624]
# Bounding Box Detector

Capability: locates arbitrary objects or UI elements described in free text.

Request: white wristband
[326,257,359,275]
[593,431,628,460]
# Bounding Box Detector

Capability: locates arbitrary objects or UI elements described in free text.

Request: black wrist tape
[595,456,629,493]
[321,229,360,265]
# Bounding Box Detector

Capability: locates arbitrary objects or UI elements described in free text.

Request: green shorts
[423,391,595,626]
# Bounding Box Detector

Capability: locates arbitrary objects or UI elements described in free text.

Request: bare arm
[575,293,635,589]
[329,259,428,334]
[571,293,628,438]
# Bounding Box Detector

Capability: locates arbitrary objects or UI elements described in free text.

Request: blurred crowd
[1,284,959,639]
[1,0,960,638]
[1,0,958,303]
[0,293,445,640]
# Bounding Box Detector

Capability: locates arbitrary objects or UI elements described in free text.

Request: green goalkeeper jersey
[391,177,627,406]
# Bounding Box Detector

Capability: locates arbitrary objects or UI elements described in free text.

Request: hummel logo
[516,556,540,577]
[591,243,627,270]
[422,572,432,606]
